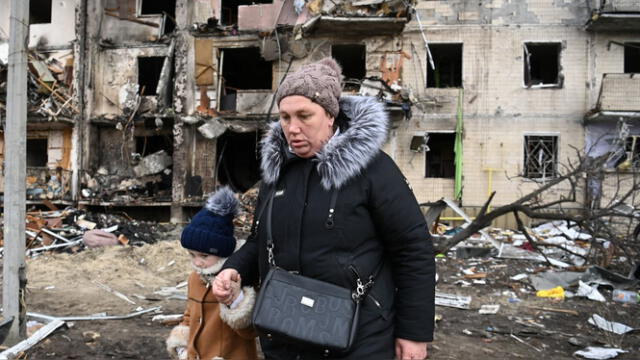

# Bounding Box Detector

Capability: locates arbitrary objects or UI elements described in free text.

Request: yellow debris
[536,286,565,299]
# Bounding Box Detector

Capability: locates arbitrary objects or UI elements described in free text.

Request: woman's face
[279,95,335,159]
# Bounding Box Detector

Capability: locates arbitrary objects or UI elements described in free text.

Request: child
[166,187,257,360]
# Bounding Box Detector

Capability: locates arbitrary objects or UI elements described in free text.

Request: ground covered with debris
[0,197,638,359]
[432,256,638,359]
[1,227,190,359]
[0,231,635,359]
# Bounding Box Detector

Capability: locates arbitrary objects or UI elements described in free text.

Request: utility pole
[3,0,29,345]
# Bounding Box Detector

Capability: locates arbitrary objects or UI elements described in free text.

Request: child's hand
[213,270,241,305]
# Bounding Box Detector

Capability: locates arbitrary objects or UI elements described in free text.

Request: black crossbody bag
[251,189,382,356]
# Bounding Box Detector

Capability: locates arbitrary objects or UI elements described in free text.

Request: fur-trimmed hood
[260,96,389,190]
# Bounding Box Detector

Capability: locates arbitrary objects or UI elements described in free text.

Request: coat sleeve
[166,278,193,356]
[367,152,436,342]
[219,286,258,340]
[222,183,268,286]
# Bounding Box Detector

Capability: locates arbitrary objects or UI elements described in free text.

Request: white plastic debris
[453,280,471,287]
[588,314,635,335]
[510,273,528,281]
[435,292,472,309]
[478,304,500,314]
[576,281,606,302]
[574,347,627,359]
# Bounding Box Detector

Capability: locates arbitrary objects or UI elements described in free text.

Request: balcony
[586,73,640,122]
[586,0,640,31]
[236,0,409,35]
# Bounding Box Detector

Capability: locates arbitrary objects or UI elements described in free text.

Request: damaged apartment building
[0,0,639,222]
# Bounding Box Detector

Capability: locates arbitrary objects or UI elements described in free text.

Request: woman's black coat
[223,96,436,359]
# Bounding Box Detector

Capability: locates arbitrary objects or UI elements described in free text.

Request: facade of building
[0,0,638,222]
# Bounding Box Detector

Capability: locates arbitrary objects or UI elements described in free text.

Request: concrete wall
[0,0,77,47]
[92,46,170,116]
[391,0,592,207]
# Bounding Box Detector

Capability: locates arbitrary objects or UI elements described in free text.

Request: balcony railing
[597,73,640,112]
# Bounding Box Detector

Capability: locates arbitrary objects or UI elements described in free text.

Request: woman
[213,58,435,359]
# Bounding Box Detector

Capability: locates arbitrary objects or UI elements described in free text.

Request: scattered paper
[574,346,627,360]
[576,281,605,302]
[478,304,500,314]
[588,314,634,335]
[510,273,528,281]
[435,292,472,309]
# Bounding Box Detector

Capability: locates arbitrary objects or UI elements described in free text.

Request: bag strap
[265,190,276,268]
[251,185,274,240]
[352,257,384,303]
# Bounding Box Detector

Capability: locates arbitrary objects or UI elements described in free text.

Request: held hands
[212,268,241,305]
[395,338,428,360]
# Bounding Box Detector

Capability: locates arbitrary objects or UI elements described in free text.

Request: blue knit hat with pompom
[180,186,238,257]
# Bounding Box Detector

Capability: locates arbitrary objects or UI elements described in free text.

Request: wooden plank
[60,128,73,170]
[0,319,65,358]
[195,38,215,86]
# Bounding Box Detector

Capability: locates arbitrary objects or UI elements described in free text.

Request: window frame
[426,43,464,89]
[414,131,457,179]
[523,133,560,180]
[522,41,563,89]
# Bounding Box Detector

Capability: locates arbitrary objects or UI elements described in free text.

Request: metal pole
[3,0,29,345]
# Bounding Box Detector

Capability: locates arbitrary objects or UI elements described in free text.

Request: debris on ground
[574,347,628,360]
[0,208,175,257]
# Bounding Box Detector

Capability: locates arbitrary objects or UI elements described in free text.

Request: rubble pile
[432,214,639,359]
[26,168,72,201]
[234,187,259,234]
[0,50,77,121]
[306,0,413,18]
[0,207,174,257]
[81,155,173,204]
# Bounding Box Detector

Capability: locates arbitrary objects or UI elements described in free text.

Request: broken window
[424,133,455,178]
[524,135,558,179]
[138,57,165,96]
[332,44,366,90]
[136,135,173,157]
[27,138,48,167]
[624,42,640,74]
[30,0,52,25]
[220,47,272,111]
[426,44,462,88]
[221,0,272,26]
[216,131,261,193]
[523,42,562,87]
[139,0,176,34]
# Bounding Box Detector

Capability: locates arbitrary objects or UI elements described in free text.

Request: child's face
[188,250,220,269]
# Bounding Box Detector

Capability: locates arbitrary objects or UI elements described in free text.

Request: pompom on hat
[180,186,238,257]
[275,57,343,118]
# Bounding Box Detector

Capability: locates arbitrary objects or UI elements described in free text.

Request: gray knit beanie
[275,57,343,118]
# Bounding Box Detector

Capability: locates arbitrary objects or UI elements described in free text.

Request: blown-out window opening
[423,133,455,179]
[624,42,640,74]
[30,0,53,25]
[426,43,463,88]
[523,42,562,88]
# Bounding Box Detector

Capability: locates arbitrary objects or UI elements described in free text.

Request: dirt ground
[1,230,638,359]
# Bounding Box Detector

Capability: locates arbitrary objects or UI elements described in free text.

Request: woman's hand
[395,338,428,359]
[212,268,240,305]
